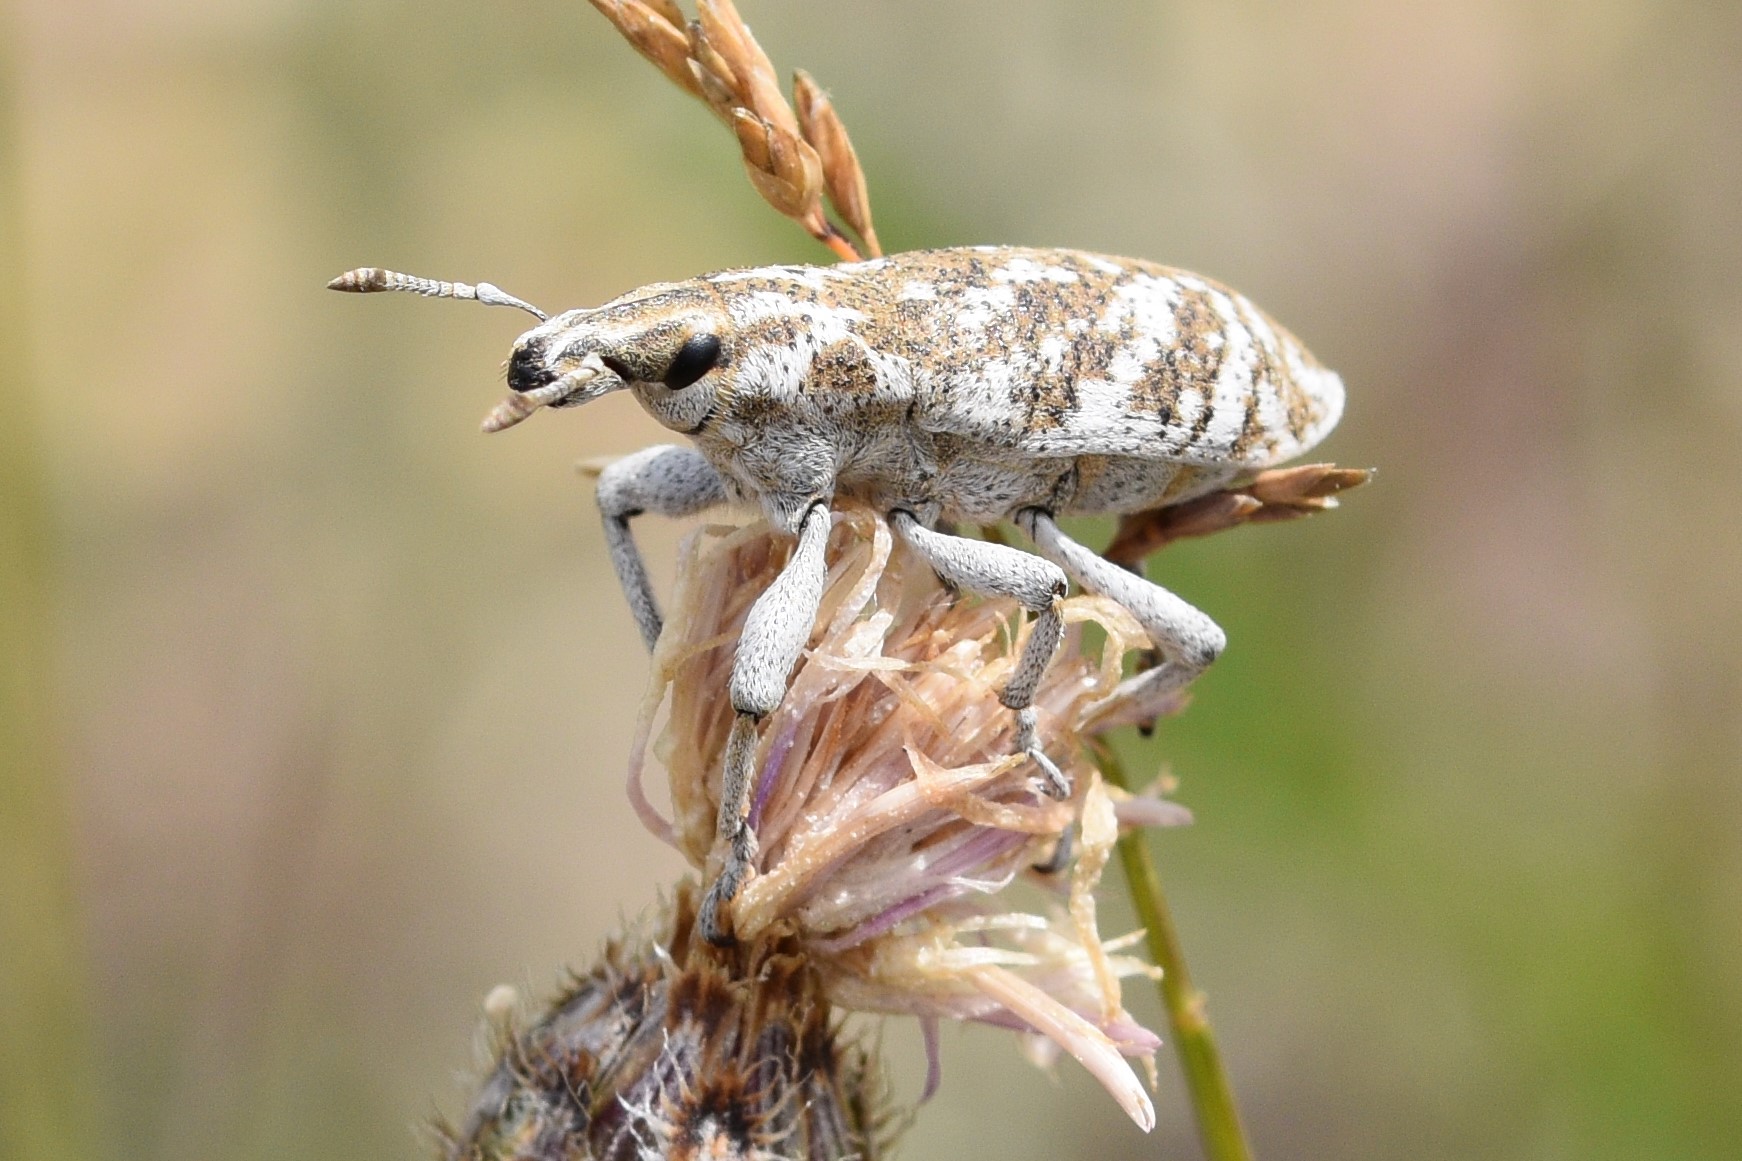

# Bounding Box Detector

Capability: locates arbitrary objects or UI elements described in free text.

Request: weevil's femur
[629,507,1185,1130]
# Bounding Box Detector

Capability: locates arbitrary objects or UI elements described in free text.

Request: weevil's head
[489,282,731,434]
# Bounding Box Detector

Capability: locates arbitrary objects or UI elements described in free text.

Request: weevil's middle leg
[1017,509,1226,728]
[698,502,833,945]
[595,444,729,650]
[890,510,1071,797]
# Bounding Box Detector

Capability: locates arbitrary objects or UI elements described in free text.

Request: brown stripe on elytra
[1159,282,1227,455]
[1276,330,1324,446]
[1171,284,1226,398]
[1008,280,1101,433]
[1229,296,1280,462]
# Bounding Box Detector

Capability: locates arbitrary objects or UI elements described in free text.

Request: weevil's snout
[483,320,623,434]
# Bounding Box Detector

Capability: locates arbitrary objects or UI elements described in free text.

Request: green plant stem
[1095,742,1253,1161]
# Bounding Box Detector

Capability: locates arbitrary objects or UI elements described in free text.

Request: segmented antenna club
[327,268,548,321]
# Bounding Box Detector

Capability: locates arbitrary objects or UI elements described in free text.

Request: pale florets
[626,507,1189,1131]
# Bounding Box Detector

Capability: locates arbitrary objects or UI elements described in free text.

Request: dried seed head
[441,886,887,1161]
[628,508,1185,1130]
[793,71,881,258]
[730,109,827,231]
[696,0,795,137]
[585,0,873,261]
[587,0,705,100]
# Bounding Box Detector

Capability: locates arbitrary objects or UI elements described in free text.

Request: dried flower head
[443,886,886,1161]
[626,507,1190,1131]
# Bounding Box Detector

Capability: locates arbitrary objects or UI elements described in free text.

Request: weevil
[331,245,1345,942]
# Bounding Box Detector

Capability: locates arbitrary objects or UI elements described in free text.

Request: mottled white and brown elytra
[504,246,1341,524]
[330,243,1346,943]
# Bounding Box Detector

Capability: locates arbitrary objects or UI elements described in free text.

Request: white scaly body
[516,246,1342,533]
[333,245,1347,945]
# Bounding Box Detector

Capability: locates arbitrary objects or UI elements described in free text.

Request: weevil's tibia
[1018,509,1227,730]
[326,267,548,321]
[700,502,834,945]
[890,511,1071,798]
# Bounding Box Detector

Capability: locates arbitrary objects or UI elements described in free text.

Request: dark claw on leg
[1032,821,1076,874]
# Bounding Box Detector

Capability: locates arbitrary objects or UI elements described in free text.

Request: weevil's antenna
[327,267,548,321]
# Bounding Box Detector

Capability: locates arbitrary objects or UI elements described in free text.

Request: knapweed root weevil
[329,245,1346,943]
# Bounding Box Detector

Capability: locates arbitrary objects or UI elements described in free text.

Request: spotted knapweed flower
[446,507,1189,1159]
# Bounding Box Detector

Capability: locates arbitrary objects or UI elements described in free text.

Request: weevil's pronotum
[331,245,1345,941]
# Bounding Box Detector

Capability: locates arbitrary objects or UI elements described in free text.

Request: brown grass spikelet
[792,70,880,258]
[585,0,878,261]
[729,109,827,231]
[696,0,792,133]
[586,0,704,99]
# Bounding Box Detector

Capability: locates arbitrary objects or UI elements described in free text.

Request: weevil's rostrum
[508,246,1343,531]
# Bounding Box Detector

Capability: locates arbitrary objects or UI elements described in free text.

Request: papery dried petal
[640,511,1168,1128]
[965,965,1156,1132]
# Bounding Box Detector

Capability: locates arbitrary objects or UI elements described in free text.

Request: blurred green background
[3,1,1739,1159]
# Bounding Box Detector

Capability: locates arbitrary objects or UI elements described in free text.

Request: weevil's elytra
[332,244,1346,944]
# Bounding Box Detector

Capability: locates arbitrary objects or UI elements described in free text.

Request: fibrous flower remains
[628,507,1191,1131]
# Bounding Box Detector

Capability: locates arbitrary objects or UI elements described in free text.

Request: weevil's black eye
[663,333,722,390]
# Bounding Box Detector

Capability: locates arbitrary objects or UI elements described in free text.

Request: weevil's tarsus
[1033,821,1076,875]
[326,267,548,321]
[1019,509,1227,734]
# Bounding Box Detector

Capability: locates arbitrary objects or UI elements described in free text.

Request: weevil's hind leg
[595,445,729,651]
[891,511,1071,798]
[699,502,833,945]
[1017,509,1226,729]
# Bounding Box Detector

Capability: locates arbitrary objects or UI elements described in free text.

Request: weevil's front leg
[1017,509,1226,728]
[595,445,729,651]
[891,511,1071,797]
[699,502,833,945]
